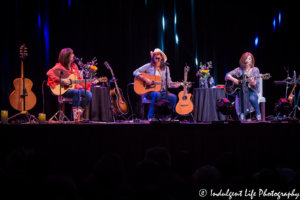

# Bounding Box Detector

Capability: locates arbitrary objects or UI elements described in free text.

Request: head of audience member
[90,153,125,187]
[214,152,239,182]
[194,165,221,190]
[144,146,171,173]
[173,150,194,179]
[135,159,159,187]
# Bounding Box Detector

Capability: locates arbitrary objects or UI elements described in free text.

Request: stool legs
[261,102,266,121]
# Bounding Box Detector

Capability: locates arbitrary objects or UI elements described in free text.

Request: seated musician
[225,52,261,121]
[46,48,98,122]
[133,48,180,121]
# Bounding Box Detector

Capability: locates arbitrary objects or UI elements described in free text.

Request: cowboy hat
[150,48,167,62]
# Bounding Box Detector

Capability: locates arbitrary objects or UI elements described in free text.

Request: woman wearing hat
[133,48,180,121]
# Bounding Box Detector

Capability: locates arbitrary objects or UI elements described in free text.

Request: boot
[77,106,85,122]
[72,107,79,122]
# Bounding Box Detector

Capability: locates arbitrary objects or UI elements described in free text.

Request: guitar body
[51,74,76,95]
[134,73,162,95]
[9,78,37,111]
[225,75,250,95]
[175,91,193,115]
[110,88,129,115]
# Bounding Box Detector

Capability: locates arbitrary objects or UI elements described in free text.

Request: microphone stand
[284,67,289,99]
[82,70,89,123]
[240,65,247,120]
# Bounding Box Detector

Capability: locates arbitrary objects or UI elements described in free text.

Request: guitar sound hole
[182,96,187,100]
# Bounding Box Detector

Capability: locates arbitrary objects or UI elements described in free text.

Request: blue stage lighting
[174,14,177,24]
[38,14,41,28]
[162,16,165,31]
[279,12,281,26]
[273,18,276,30]
[175,34,179,44]
[255,37,258,46]
[195,58,198,66]
[68,0,71,7]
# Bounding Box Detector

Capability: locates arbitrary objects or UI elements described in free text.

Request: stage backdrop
[0,0,298,120]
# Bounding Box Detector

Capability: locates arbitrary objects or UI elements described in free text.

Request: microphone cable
[127,83,137,120]
[42,80,48,113]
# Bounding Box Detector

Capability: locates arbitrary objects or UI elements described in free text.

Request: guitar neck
[73,79,95,84]
[21,60,24,79]
[154,81,182,86]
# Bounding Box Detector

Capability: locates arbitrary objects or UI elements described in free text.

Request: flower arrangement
[196,61,212,80]
[78,57,98,79]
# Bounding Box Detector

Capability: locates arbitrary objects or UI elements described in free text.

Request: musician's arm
[133,64,152,84]
[250,68,260,93]
[225,68,240,84]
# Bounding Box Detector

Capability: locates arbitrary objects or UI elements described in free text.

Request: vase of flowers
[196,61,213,88]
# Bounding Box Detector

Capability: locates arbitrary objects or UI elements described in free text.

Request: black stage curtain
[0,0,299,120]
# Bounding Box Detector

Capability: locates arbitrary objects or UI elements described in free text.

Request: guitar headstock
[104,61,111,70]
[98,77,108,82]
[184,65,190,72]
[262,73,271,80]
[19,44,28,60]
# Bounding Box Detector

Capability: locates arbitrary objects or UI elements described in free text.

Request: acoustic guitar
[9,45,37,111]
[104,61,129,115]
[176,66,194,115]
[134,72,189,95]
[225,73,271,95]
[287,78,300,104]
[50,72,108,95]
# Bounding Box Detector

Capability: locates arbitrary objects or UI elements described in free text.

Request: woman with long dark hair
[47,48,98,122]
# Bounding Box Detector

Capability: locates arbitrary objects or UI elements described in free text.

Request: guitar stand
[173,113,196,123]
[49,72,71,123]
[8,111,38,124]
[287,89,300,121]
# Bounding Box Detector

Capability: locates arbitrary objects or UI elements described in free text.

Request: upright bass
[9,45,37,111]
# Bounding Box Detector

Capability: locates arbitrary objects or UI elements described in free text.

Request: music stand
[49,69,71,123]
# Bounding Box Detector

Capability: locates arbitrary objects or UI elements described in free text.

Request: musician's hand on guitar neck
[61,79,71,85]
[174,82,180,88]
[92,79,99,84]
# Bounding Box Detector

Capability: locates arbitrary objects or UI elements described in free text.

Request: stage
[1,121,300,184]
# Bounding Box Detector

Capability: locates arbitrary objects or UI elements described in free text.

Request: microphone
[73,56,79,63]
[294,70,296,82]
[155,57,160,61]
[160,61,169,65]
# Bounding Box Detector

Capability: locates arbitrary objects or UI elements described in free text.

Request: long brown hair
[239,52,255,68]
[150,52,166,70]
[58,48,73,69]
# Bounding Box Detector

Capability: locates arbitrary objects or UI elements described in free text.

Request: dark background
[1,0,298,120]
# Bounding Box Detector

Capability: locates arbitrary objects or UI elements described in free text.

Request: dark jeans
[146,91,177,118]
[239,91,261,116]
[63,89,92,109]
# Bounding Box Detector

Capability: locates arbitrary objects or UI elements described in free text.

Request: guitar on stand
[104,61,129,120]
[175,65,195,122]
[9,44,38,123]
[287,77,300,120]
